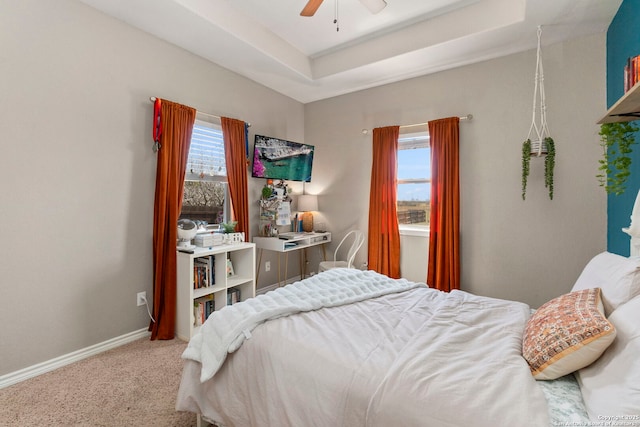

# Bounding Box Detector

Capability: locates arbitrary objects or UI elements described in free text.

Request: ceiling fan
[300,0,387,16]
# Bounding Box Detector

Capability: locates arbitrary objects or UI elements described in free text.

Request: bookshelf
[176,242,256,341]
[599,81,640,124]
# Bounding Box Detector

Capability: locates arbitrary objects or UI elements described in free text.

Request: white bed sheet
[177,273,551,427]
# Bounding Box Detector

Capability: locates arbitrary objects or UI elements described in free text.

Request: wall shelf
[599,81,640,124]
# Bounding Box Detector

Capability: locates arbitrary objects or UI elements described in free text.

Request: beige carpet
[0,337,196,427]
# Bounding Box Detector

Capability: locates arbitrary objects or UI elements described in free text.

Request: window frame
[397,131,430,236]
[181,119,230,225]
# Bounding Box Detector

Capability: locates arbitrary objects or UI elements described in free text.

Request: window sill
[399,225,430,238]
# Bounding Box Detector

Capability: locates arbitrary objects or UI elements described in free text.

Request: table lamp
[298,194,318,232]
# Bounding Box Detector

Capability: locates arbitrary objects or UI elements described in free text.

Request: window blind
[186,120,226,181]
[398,132,429,150]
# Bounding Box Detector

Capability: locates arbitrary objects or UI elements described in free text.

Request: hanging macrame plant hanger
[522,25,555,200]
[528,26,551,155]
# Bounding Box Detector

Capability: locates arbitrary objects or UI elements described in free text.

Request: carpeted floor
[0,337,196,427]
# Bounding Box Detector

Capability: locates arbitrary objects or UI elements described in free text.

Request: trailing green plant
[522,139,531,200]
[521,138,555,200]
[544,137,555,200]
[597,121,640,195]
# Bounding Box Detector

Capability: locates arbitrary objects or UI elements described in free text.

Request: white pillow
[576,295,640,420]
[571,252,640,316]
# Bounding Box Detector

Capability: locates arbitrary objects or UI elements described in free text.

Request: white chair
[319,230,365,272]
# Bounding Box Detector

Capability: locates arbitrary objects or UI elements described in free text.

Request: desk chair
[319,230,365,272]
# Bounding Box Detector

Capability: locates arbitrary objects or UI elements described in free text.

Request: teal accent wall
[607,0,640,256]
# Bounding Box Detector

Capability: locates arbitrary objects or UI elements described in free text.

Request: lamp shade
[298,194,318,212]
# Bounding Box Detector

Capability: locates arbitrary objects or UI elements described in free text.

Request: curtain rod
[400,114,472,128]
[149,97,251,127]
[362,114,472,135]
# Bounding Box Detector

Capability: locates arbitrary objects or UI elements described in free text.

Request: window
[180,120,229,225]
[397,131,430,228]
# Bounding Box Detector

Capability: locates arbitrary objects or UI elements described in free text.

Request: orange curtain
[150,100,196,340]
[427,117,460,292]
[221,117,249,238]
[368,126,401,278]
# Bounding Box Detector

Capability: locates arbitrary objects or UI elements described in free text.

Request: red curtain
[150,100,196,339]
[368,126,401,278]
[221,117,249,238]
[427,117,460,292]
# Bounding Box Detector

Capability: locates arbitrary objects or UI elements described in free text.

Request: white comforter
[177,269,550,427]
[183,268,422,382]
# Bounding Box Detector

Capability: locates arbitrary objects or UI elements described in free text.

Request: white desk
[254,232,331,286]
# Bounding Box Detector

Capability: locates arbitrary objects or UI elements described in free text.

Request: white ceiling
[79,0,621,103]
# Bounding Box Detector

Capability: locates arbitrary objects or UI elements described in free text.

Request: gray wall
[0,0,303,376]
[305,33,607,308]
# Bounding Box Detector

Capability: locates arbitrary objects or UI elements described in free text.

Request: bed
[176,252,640,427]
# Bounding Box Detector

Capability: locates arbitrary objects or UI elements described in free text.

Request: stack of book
[624,54,640,93]
[193,256,215,289]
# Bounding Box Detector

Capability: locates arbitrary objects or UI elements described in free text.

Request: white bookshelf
[176,242,256,341]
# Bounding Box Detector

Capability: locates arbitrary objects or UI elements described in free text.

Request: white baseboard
[256,275,303,295]
[0,328,151,389]
[1,277,304,389]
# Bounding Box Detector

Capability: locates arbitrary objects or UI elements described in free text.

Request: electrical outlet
[137,291,146,307]
[265,261,271,272]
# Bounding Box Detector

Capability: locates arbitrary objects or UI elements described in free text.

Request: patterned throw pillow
[522,288,616,380]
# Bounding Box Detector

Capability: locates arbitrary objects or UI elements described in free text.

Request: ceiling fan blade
[300,0,324,16]
[359,0,387,14]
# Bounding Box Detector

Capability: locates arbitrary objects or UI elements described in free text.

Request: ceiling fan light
[359,0,387,14]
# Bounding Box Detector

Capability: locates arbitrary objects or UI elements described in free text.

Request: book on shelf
[193,294,215,326]
[624,54,640,93]
[193,255,216,289]
[227,287,241,305]
[209,255,216,285]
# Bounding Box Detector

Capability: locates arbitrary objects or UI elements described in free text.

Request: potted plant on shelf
[597,121,639,195]
[221,221,244,244]
[221,221,237,233]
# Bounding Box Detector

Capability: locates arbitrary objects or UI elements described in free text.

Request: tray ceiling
[79,0,621,103]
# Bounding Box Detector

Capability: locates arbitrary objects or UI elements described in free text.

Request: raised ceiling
[79,0,621,103]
